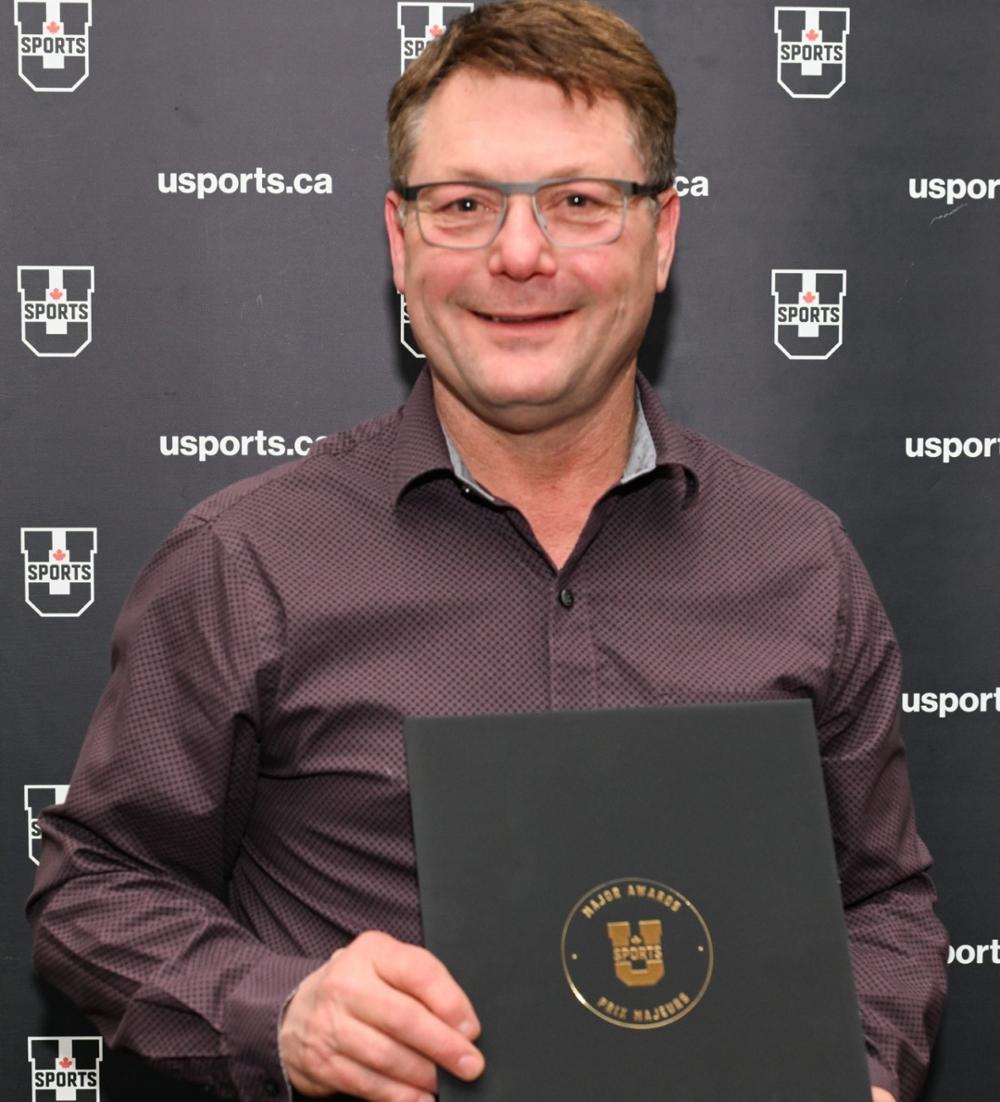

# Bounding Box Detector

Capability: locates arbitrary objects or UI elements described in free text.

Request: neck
[431,369,638,568]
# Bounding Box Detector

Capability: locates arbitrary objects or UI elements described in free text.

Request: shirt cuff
[222,953,325,1101]
[866,1051,897,1099]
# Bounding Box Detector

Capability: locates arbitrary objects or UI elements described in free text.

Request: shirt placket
[481,487,620,715]
[547,564,600,711]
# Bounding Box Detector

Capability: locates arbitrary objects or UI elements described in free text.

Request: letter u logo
[606,920,664,987]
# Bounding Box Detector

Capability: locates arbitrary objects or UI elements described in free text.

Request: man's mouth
[471,309,574,325]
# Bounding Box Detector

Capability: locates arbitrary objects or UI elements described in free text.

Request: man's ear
[384,190,407,294]
[654,188,680,293]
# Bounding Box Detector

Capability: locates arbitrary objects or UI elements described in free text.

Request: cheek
[404,259,477,357]
[600,244,657,321]
[574,261,634,325]
[407,251,472,310]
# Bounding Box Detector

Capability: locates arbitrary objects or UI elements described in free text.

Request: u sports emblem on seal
[14,0,92,92]
[21,527,97,617]
[774,7,850,99]
[561,877,713,1028]
[772,269,846,360]
[28,1037,102,1102]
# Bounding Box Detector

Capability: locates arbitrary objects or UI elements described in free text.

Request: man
[29,3,945,1102]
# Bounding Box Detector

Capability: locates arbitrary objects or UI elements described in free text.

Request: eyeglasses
[398,177,670,249]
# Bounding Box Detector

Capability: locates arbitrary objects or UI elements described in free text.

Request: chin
[473,379,573,420]
[469,356,576,403]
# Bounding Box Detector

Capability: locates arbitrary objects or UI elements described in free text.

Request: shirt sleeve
[815,524,948,1102]
[26,514,325,1100]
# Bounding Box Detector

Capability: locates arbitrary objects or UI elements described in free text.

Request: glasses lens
[415,184,504,247]
[536,179,626,246]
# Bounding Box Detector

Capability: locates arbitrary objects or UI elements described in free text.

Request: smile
[472,310,574,325]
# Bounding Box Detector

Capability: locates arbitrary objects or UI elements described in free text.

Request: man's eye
[547,188,614,212]
[431,192,495,216]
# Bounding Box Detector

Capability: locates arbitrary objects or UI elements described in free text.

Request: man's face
[385,70,679,433]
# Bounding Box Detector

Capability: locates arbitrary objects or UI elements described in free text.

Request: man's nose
[486,195,557,279]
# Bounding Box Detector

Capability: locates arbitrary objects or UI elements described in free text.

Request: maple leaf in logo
[53,549,67,561]
[429,23,444,37]
[46,21,61,34]
[806,28,819,41]
[801,291,816,304]
[58,1057,73,1069]
[50,288,63,300]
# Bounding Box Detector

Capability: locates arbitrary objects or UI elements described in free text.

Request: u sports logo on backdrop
[28,1037,102,1101]
[771,270,846,360]
[18,266,93,357]
[15,0,91,92]
[21,527,97,617]
[397,2,473,70]
[774,7,850,98]
[25,785,70,865]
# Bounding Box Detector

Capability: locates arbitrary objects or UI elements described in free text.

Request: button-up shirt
[29,369,946,1102]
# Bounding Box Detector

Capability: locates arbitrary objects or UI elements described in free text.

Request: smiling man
[29,4,944,1102]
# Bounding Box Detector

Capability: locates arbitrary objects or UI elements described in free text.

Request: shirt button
[558,588,575,609]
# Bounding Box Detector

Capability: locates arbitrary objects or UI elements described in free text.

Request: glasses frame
[398,176,672,249]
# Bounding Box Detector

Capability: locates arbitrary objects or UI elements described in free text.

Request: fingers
[279,930,484,1102]
[291,1016,437,1101]
[366,932,481,1038]
[334,933,483,1082]
[350,982,483,1083]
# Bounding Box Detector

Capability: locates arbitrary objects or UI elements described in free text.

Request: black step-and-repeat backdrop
[2,2,997,1099]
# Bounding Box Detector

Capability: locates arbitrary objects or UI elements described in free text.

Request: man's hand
[872,1089,896,1102]
[279,930,484,1101]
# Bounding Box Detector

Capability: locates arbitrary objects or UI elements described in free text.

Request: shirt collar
[390,369,455,501]
[392,367,701,504]
[443,430,498,502]
[620,388,658,485]
[634,370,702,499]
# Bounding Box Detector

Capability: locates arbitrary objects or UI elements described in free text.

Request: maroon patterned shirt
[29,370,946,1102]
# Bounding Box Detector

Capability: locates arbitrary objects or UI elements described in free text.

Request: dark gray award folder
[405,701,871,1102]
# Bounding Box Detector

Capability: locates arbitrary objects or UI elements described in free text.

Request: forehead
[408,69,641,181]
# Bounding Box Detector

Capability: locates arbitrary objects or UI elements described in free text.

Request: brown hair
[387,0,676,189]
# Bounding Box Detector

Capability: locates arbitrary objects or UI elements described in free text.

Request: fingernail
[457,1019,477,1038]
[418,1095,435,1102]
[459,1053,484,1079]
